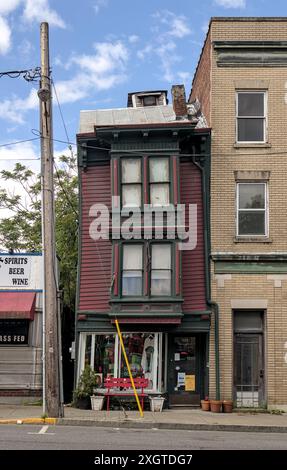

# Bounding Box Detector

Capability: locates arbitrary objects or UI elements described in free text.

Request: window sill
[233,143,271,149]
[234,237,272,243]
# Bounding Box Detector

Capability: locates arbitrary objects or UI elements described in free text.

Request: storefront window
[93,335,115,387]
[79,332,163,392]
[84,334,92,367]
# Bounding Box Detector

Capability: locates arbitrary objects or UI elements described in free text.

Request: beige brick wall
[210,270,287,406]
[206,19,287,406]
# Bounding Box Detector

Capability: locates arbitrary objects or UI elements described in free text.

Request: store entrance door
[168,334,204,406]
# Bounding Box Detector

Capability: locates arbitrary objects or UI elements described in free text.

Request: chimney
[171,84,187,119]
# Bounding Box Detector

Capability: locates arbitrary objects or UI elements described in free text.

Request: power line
[0,67,41,82]
[0,137,40,148]
[53,160,79,219]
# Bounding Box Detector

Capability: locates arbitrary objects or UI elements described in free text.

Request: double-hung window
[151,244,171,296]
[121,158,142,208]
[121,243,172,297]
[237,183,267,236]
[122,244,143,295]
[236,92,266,143]
[149,158,170,206]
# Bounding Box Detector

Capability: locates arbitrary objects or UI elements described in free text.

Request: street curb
[57,418,287,433]
[1,417,287,433]
[0,418,57,425]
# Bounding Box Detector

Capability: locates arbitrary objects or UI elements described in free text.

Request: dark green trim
[215,260,287,274]
[74,161,83,388]
[191,134,221,400]
[108,312,183,318]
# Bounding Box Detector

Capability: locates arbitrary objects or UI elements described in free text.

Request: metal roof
[79,105,187,133]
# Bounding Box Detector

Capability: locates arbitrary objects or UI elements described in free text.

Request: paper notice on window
[185,375,195,391]
[174,353,180,361]
[177,372,186,387]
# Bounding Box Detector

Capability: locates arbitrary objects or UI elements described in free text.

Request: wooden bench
[104,377,149,411]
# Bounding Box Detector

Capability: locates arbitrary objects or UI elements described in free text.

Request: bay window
[78,332,165,392]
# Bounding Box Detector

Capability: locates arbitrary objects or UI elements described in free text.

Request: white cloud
[153,10,191,38]
[0,0,22,15]
[93,0,108,15]
[138,10,191,83]
[128,35,139,44]
[22,0,66,28]
[0,40,129,123]
[0,89,38,124]
[214,0,246,8]
[0,140,40,220]
[0,16,11,54]
[17,38,34,57]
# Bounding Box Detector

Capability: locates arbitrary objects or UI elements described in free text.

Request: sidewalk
[1,404,287,432]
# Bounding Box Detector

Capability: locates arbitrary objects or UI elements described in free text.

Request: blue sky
[0,0,286,177]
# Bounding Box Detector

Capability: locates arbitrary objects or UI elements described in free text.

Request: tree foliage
[0,155,78,311]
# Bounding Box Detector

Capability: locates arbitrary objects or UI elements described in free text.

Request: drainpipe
[191,141,220,401]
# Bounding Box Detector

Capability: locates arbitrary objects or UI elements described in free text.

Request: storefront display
[78,332,163,392]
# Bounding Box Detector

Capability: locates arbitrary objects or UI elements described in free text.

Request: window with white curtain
[122,244,143,295]
[151,244,171,295]
[149,158,170,206]
[121,158,142,208]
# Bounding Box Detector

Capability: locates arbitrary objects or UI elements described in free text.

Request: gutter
[191,139,220,401]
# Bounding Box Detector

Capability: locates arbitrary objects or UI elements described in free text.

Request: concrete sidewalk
[1,404,287,432]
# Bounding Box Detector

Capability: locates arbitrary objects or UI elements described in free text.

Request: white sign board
[0,253,43,290]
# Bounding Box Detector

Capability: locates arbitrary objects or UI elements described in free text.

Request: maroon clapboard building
[75,86,211,406]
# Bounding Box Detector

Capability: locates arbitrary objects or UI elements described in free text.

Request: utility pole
[39,22,62,417]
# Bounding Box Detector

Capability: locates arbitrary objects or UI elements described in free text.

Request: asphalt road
[0,424,287,450]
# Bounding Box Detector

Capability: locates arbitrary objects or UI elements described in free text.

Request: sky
[0,0,287,219]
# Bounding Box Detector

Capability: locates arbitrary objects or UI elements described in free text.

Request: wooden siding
[79,165,111,312]
[180,161,206,312]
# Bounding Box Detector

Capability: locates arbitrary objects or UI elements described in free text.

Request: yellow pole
[115,319,144,418]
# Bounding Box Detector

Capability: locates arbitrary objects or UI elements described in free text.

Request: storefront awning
[0,292,36,320]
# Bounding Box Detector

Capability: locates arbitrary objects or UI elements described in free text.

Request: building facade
[76,87,213,406]
[190,17,287,409]
[0,253,43,403]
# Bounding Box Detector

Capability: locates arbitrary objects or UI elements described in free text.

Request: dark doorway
[233,310,264,407]
[168,334,205,406]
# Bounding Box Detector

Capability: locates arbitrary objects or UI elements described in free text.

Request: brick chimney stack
[171,84,187,119]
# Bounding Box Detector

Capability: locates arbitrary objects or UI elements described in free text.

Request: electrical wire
[51,78,75,161]
[53,160,79,219]
[0,137,40,148]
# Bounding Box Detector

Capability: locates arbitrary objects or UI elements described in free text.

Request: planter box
[149,397,165,412]
[90,395,105,411]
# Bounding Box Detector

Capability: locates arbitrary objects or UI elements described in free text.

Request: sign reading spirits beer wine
[0,320,29,345]
[0,254,43,290]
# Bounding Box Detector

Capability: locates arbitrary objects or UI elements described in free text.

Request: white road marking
[39,425,49,434]
[28,425,55,435]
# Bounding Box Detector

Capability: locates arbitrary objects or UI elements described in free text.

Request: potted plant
[200,396,210,411]
[149,396,165,412]
[222,400,233,413]
[72,365,98,409]
[210,399,223,413]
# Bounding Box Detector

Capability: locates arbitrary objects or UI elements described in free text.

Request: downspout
[191,138,220,401]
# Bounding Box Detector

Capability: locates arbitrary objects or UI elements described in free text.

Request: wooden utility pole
[39,22,61,417]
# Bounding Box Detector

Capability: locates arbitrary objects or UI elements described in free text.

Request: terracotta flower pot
[222,400,233,413]
[210,400,222,413]
[201,400,210,411]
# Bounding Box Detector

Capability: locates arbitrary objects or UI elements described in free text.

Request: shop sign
[0,254,43,290]
[0,320,29,345]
